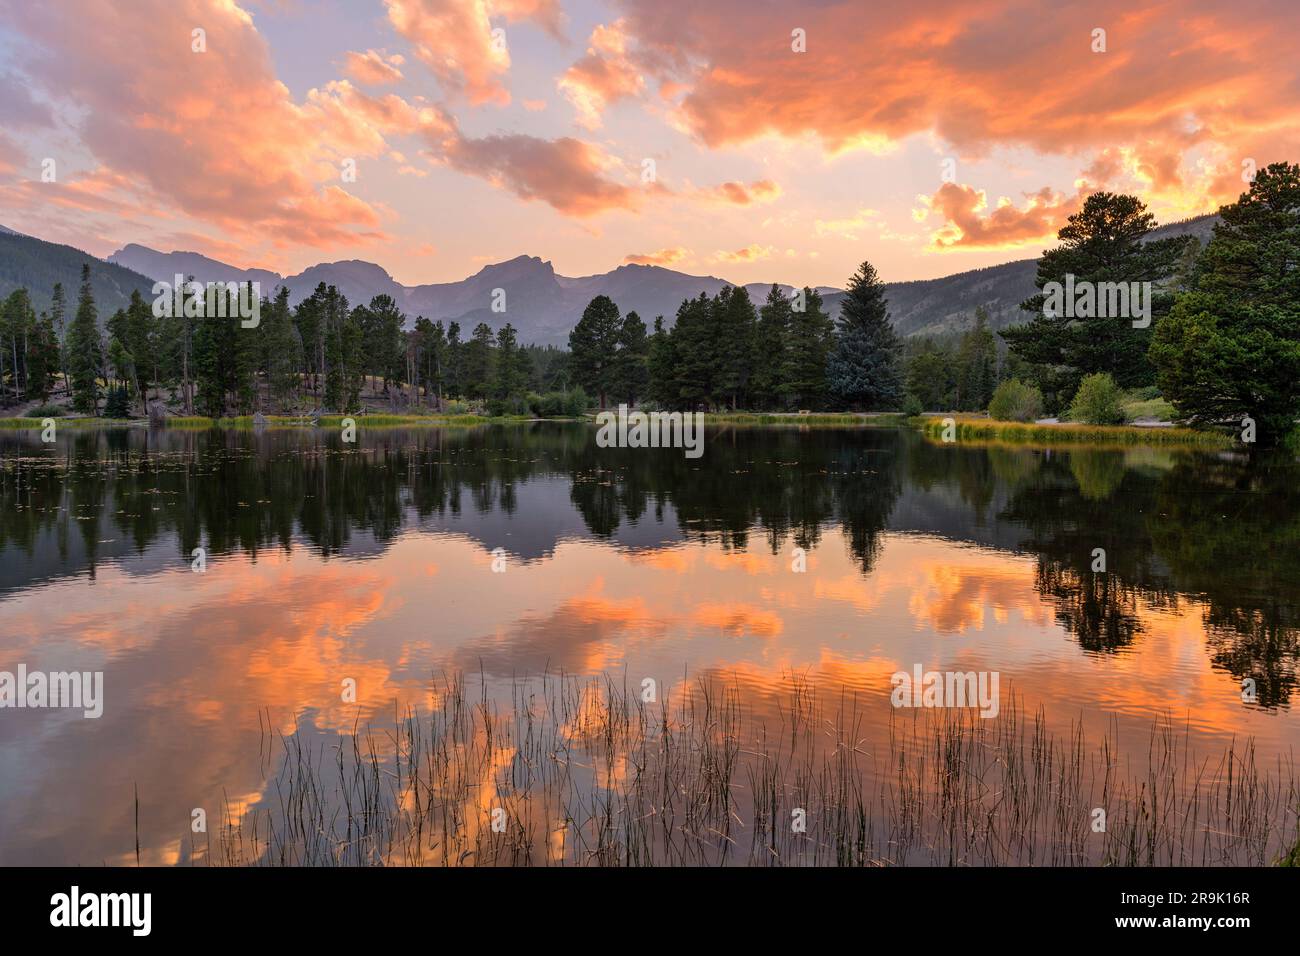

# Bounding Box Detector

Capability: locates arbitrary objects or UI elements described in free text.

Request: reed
[200,672,1297,867]
[915,415,1229,446]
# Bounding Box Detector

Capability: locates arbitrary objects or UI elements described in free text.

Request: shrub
[1067,373,1127,425]
[102,385,132,418]
[24,404,62,418]
[561,387,589,417]
[901,393,924,417]
[441,399,471,415]
[988,379,1044,422]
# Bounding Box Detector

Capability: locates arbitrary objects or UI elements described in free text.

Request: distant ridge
[0,213,1219,343]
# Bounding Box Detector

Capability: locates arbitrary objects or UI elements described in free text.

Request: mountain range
[0,213,1218,345]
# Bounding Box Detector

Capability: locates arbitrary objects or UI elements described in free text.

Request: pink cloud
[1,0,389,250]
[384,0,563,105]
[598,0,1300,208]
[558,20,643,128]
[343,49,406,86]
[624,247,688,266]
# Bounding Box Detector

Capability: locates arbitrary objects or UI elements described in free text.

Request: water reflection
[0,424,1296,864]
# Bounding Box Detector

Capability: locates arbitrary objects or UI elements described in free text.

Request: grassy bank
[699,411,909,427]
[194,672,1296,867]
[0,413,531,429]
[915,415,1230,447]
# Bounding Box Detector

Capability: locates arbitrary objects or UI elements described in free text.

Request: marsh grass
[201,673,1296,867]
[916,416,1228,447]
[700,412,909,427]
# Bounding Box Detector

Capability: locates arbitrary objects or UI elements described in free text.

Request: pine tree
[955,306,997,411]
[612,310,649,406]
[66,264,103,414]
[493,322,531,400]
[462,322,496,400]
[444,321,463,399]
[646,316,677,408]
[26,311,58,401]
[1150,162,1300,444]
[670,293,716,410]
[712,286,758,409]
[751,285,790,408]
[568,295,621,408]
[263,286,301,410]
[781,287,835,410]
[1001,192,1192,408]
[827,262,903,410]
[49,282,68,397]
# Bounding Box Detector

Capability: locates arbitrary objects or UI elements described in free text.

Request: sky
[0,0,1296,288]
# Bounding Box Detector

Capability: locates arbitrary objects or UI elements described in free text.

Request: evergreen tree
[670,293,716,410]
[1000,192,1192,408]
[568,295,621,408]
[904,338,957,411]
[49,282,68,395]
[827,261,903,410]
[1150,162,1300,445]
[462,322,496,400]
[712,286,758,409]
[612,310,649,406]
[444,321,463,399]
[357,294,406,393]
[66,264,103,414]
[781,287,835,410]
[26,311,58,401]
[954,306,997,411]
[263,286,301,409]
[493,322,531,400]
[751,285,790,408]
[646,316,678,408]
[1,288,35,402]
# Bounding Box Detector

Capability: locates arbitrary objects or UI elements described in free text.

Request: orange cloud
[384,0,563,105]
[699,178,781,206]
[558,19,644,128]
[915,182,1082,250]
[624,246,688,266]
[343,49,406,85]
[715,243,774,263]
[439,130,642,217]
[606,0,1300,209]
[1,0,390,250]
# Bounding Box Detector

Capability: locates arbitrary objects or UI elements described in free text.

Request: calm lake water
[0,423,1296,864]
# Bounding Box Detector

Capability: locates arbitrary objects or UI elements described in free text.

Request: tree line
[5,161,1294,434]
[0,268,579,417]
[567,265,908,412]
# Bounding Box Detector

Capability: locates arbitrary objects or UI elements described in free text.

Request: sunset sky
[0,0,1296,287]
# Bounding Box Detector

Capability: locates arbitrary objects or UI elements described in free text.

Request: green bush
[1067,373,1127,425]
[24,404,63,418]
[901,393,924,417]
[442,399,471,415]
[102,385,132,419]
[988,379,1044,422]
[561,387,589,417]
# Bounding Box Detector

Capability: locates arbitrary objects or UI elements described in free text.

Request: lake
[0,423,1296,865]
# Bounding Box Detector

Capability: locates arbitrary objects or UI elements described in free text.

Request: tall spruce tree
[712,286,757,409]
[781,287,835,410]
[568,295,621,408]
[646,316,678,408]
[493,322,531,400]
[612,310,649,406]
[66,264,103,414]
[752,285,791,408]
[827,261,903,410]
[955,306,997,411]
[1150,162,1300,445]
